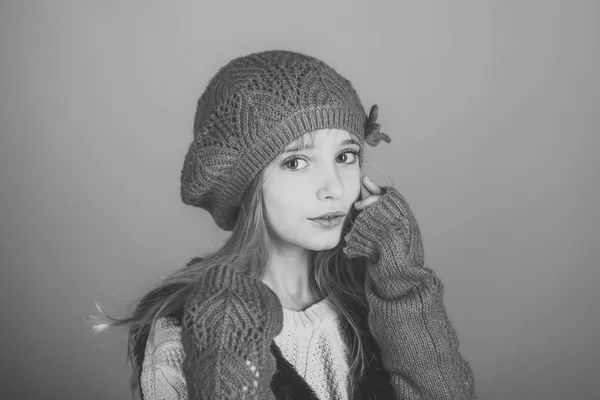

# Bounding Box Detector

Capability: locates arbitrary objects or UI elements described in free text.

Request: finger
[362,176,383,195]
[355,195,382,210]
[354,195,379,210]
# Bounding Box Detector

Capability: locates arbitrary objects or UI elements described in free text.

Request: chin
[308,243,339,252]
[305,235,341,252]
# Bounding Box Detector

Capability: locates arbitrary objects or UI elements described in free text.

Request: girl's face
[262,129,362,253]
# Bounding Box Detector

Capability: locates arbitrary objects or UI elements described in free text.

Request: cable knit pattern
[181,264,284,400]
[275,297,350,400]
[343,185,477,399]
[141,317,187,399]
[143,49,476,399]
[141,187,476,399]
[141,297,352,400]
[180,50,382,232]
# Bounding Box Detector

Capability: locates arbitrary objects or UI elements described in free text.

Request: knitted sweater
[149,186,476,399]
[141,297,352,399]
[343,186,476,398]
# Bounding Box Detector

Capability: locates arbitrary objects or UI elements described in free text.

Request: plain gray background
[1,1,598,399]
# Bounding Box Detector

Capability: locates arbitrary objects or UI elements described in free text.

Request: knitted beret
[180,50,391,231]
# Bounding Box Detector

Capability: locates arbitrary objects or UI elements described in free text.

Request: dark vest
[269,300,395,400]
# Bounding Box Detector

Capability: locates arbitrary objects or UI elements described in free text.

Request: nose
[316,167,345,200]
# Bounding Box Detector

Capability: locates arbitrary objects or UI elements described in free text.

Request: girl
[91,50,476,399]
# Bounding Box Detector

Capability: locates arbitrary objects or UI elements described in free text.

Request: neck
[262,247,319,311]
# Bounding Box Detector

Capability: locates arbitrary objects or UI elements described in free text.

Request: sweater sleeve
[181,264,284,400]
[343,186,476,399]
[141,317,188,400]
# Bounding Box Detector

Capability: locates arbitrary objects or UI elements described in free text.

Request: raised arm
[343,186,476,399]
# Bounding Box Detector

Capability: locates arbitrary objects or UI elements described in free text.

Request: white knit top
[141,296,351,400]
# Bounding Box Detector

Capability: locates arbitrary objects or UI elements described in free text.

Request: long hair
[89,131,372,399]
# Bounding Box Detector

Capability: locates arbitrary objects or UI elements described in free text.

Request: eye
[282,157,307,171]
[337,149,360,164]
[282,149,361,172]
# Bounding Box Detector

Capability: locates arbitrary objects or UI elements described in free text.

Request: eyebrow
[282,139,359,154]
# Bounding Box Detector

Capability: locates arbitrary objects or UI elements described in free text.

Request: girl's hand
[343,175,425,270]
[344,175,383,243]
[354,175,384,211]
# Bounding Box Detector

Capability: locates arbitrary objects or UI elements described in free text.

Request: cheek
[263,183,304,222]
[263,166,361,212]
[347,173,362,201]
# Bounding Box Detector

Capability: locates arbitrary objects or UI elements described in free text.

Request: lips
[310,214,344,228]
[309,211,346,220]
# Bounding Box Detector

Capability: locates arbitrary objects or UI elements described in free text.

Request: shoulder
[141,317,187,399]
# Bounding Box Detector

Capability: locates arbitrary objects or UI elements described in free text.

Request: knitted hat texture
[180,50,391,231]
